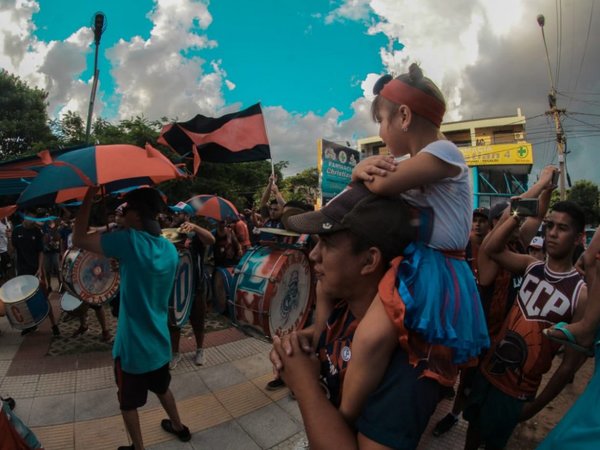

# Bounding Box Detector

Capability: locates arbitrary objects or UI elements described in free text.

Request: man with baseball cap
[527,236,545,261]
[270,182,457,449]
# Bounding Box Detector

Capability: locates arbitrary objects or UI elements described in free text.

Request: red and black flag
[158,103,271,172]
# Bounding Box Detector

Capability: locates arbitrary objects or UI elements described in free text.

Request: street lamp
[537,13,567,200]
[85,12,107,144]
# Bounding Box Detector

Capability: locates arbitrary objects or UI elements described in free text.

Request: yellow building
[357,109,533,209]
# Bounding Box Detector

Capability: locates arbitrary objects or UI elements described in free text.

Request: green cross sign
[517,146,528,158]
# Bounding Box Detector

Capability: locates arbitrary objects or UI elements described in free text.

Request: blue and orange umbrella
[186,195,239,221]
[17,144,184,208]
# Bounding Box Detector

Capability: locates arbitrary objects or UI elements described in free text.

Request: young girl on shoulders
[340,64,489,421]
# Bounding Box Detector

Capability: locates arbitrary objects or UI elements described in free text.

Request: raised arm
[518,166,558,245]
[72,186,104,255]
[485,213,536,275]
[258,176,275,209]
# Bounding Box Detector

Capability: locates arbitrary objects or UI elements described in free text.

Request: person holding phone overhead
[463,195,588,450]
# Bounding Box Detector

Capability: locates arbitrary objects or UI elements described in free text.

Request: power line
[569,0,595,109]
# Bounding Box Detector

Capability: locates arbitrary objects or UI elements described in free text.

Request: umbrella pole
[100,185,110,232]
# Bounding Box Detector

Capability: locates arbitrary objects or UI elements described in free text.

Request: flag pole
[259,102,275,179]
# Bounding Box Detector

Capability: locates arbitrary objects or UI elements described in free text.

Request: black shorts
[114,358,171,410]
[463,371,525,449]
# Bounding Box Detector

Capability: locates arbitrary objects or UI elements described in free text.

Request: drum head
[267,250,312,337]
[67,250,120,304]
[170,249,195,327]
[60,292,83,312]
[0,275,40,304]
[233,246,313,338]
[212,268,232,315]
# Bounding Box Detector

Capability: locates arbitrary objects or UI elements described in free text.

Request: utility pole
[537,14,567,200]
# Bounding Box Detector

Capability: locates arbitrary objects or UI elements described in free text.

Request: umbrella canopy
[186,195,239,222]
[17,144,184,208]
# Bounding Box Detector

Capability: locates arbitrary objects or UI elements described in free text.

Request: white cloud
[108,0,222,121]
[325,0,371,24]
[264,98,377,175]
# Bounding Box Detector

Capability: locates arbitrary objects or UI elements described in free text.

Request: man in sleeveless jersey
[464,201,588,450]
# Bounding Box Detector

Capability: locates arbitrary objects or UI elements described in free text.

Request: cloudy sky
[1,0,598,183]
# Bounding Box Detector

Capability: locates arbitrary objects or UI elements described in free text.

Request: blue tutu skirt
[397,242,490,363]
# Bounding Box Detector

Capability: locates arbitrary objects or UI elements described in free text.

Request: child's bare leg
[340,295,397,423]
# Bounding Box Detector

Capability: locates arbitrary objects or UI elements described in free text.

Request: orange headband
[380,78,446,128]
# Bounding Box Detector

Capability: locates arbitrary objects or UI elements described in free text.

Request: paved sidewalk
[0,295,474,450]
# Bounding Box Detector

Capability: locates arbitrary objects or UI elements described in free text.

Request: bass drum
[232,245,314,339]
[0,275,49,330]
[61,248,120,305]
[169,249,195,327]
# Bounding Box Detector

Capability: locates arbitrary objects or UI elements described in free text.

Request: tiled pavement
[1,294,572,450]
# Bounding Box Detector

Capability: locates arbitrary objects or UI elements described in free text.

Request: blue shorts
[356,348,441,449]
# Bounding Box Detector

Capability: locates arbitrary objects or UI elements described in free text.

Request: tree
[281,167,318,204]
[568,180,600,226]
[0,70,55,159]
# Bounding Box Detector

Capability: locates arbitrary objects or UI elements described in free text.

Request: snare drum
[0,275,49,330]
[211,267,234,315]
[61,248,120,305]
[60,292,86,317]
[232,245,314,338]
[169,249,195,327]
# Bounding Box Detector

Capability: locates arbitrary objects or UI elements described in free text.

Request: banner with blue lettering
[317,139,360,206]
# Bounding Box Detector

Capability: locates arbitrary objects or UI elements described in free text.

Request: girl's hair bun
[408,63,423,82]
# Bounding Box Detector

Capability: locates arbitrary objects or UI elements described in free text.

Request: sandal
[543,322,595,357]
[71,325,88,338]
[160,419,191,442]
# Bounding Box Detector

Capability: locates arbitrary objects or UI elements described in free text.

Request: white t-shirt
[400,140,472,250]
[0,221,8,253]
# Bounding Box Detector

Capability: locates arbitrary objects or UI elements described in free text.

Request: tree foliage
[281,167,318,203]
[0,70,55,158]
[568,180,599,226]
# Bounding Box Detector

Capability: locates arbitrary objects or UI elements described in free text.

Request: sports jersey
[481,261,584,400]
[316,301,359,407]
[479,241,525,343]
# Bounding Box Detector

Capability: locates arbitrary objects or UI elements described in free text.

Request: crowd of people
[1,63,599,450]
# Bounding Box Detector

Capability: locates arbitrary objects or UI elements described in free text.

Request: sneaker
[160,419,191,442]
[52,324,60,337]
[194,348,205,366]
[169,353,182,370]
[21,326,38,336]
[266,377,285,390]
[432,413,458,437]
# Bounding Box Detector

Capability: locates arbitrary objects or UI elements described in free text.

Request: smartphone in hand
[511,198,539,217]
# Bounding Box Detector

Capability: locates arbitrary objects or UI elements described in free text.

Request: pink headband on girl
[380,78,446,128]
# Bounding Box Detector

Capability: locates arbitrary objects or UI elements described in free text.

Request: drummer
[167,209,216,369]
[11,209,60,337]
